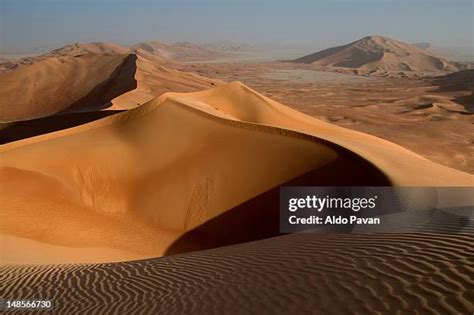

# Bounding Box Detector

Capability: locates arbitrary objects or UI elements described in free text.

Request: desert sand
[3,233,473,314]
[184,62,474,173]
[0,42,131,72]
[292,35,462,77]
[1,82,472,265]
[0,44,221,122]
[0,41,227,72]
[1,37,473,314]
[0,53,136,121]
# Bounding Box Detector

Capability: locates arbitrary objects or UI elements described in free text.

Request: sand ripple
[2,233,473,314]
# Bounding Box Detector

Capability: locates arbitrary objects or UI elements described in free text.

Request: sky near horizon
[1,0,473,52]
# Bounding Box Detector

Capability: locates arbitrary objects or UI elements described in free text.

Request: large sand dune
[172,83,472,185]
[0,53,136,122]
[1,82,472,265]
[48,41,131,56]
[0,42,131,72]
[293,35,461,75]
[0,46,220,122]
[0,41,226,72]
[188,60,474,173]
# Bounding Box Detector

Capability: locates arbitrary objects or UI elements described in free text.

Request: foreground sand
[2,233,473,314]
[1,82,472,265]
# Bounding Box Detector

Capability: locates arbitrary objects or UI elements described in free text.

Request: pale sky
[1,0,473,52]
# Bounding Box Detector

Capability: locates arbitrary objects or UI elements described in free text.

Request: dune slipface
[0,44,221,123]
[0,53,137,122]
[0,82,472,265]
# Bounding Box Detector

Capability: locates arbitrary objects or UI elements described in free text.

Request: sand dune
[0,47,220,122]
[189,60,474,172]
[293,35,462,76]
[49,41,131,56]
[172,83,473,185]
[116,50,221,108]
[0,53,136,122]
[1,82,472,264]
[0,110,123,144]
[0,41,226,72]
[0,42,131,72]
[0,84,344,264]
[3,233,473,314]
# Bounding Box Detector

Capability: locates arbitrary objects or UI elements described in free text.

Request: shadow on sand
[0,54,138,144]
[165,149,391,255]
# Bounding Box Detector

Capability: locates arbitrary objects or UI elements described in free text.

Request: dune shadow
[0,110,124,144]
[59,54,138,114]
[430,69,474,112]
[292,44,349,63]
[164,149,391,255]
[0,54,138,144]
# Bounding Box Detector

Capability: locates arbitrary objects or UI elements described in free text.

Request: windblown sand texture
[2,233,473,314]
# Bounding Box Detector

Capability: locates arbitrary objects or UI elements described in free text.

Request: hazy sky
[1,0,473,52]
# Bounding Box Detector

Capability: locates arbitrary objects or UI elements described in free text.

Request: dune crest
[1,82,472,264]
[0,48,221,122]
[0,53,136,122]
[293,35,462,75]
[171,82,473,185]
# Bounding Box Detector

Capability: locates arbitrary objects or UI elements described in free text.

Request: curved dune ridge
[2,233,473,314]
[0,47,221,122]
[0,53,136,122]
[0,82,472,265]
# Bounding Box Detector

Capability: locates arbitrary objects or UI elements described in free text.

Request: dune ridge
[1,82,472,265]
[0,48,221,122]
[0,53,135,122]
[0,41,227,73]
[168,82,472,185]
[0,42,131,73]
[293,35,462,76]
